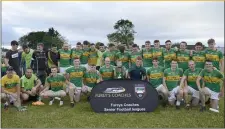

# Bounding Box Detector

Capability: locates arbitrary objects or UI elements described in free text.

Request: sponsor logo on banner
[134,84,146,100]
[103,87,125,94]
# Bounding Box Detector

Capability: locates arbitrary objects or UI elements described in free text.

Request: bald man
[99,57,115,81]
[179,60,203,109]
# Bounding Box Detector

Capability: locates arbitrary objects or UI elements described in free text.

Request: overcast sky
[2,1,224,47]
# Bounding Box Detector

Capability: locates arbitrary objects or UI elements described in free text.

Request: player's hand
[219,92,224,98]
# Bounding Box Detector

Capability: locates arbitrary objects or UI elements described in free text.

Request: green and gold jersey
[88,49,98,65]
[46,74,66,92]
[205,48,224,70]
[183,68,203,90]
[58,49,72,67]
[191,51,206,69]
[102,51,116,66]
[163,48,177,69]
[84,71,100,88]
[130,51,142,68]
[80,48,90,64]
[152,48,164,67]
[142,48,153,68]
[176,50,190,72]
[1,74,20,93]
[71,49,83,60]
[115,51,130,69]
[147,66,164,88]
[99,65,115,81]
[199,69,224,92]
[66,66,86,87]
[164,68,183,91]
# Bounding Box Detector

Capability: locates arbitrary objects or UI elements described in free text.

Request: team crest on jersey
[134,84,146,100]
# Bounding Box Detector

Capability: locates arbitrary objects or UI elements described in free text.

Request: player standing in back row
[58,43,72,73]
[142,41,153,70]
[176,41,191,72]
[205,38,224,73]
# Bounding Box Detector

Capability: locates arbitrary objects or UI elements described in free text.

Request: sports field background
[1,97,224,128]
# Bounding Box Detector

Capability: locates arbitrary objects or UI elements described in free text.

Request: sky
[2,1,224,48]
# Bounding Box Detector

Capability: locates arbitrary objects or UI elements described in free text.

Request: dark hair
[99,43,104,46]
[205,59,212,63]
[154,40,160,43]
[51,65,58,69]
[22,44,29,50]
[51,44,57,48]
[165,40,171,43]
[195,42,203,46]
[77,42,82,45]
[90,43,95,46]
[145,41,151,44]
[207,38,215,44]
[136,56,142,60]
[11,40,18,46]
[26,67,33,71]
[171,59,178,62]
[90,64,96,66]
[118,45,125,53]
[180,41,187,46]
[152,57,158,61]
[132,44,138,48]
[73,57,80,60]
[108,43,115,48]
[83,41,89,45]
[37,43,44,47]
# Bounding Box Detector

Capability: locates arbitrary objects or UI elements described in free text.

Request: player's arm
[220,58,224,73]
[41,81,50,93]
[196,76,203,91]
[163,77,168,91]
[163,70,169,91]
[179,75,187,89]
[142,68,147,80]
[4,52,10,67]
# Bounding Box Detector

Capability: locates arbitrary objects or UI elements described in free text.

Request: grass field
[1,97,224,128]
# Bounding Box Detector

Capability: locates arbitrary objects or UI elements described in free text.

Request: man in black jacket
[31,43,48,85]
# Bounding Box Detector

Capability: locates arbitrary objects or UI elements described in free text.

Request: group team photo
[1,1,224,128]
[1,38,224,112]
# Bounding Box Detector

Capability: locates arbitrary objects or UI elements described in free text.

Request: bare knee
[21,93,29,101]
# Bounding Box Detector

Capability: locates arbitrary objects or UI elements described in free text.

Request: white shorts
[81,85,92,93]
[204,87,219,100]
[187,86,200,99]
[156,84,164,91]
[168,86,180,102]
[60,67,70,73]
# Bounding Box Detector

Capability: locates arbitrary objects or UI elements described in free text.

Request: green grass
[1,97,224,128]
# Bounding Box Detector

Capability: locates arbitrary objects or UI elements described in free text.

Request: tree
[18,27,67,50]
[107,19,136,47]
[172,42,180,48]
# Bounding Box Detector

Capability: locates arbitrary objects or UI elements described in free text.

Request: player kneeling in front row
[179,60,203,109]
[196,60,224,113]
[83,64,100,101]
[147,58,167,106]
[1,66,26,111]
[20,67,43,102]
[40,66,67,106]
[65,57,87,107]
[163,59,184,109]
